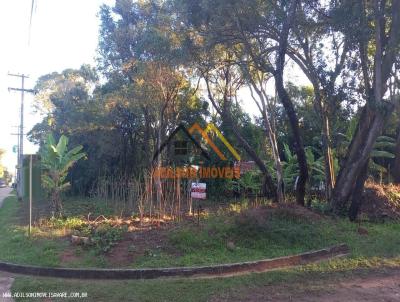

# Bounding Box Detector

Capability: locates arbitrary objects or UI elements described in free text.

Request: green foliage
[41,133,86,214]
[282,144,325,191]
[305,147,325,188]
[27,0,400,204]
[0,149,5,179]
[282,143,298,190]
[226,171,262,197]
[369,135,396,179]
[91,224,126,254]
[309,198,334,215]
[46,216,86,230]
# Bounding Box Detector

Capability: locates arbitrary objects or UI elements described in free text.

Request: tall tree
[332,0,400,215]
[243,68,285,202]
[176,0,308,205]
[287,1,349,201]
[200,49,277,199]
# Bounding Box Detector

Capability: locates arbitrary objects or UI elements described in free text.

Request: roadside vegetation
[1,194,399,270]
[11,263,400,302]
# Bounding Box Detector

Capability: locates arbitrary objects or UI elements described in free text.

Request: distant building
[234,161,256,175]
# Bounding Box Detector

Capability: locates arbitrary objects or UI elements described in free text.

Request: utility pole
[29,154,33,236]
[8,73,35,201]
[10,126,20,186]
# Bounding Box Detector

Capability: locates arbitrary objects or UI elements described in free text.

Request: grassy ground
[11,265,400,301]
[1,194,400,301]
[0,196,66,267]
[1,195,400,269]
[134,210,400,268]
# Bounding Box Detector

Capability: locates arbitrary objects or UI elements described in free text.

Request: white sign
[191,182,206,199]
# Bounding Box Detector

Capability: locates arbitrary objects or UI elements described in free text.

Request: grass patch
[134,209,400,268]
[1,194,400,272]
[11,265,400,302]
[2,194,400,301]
[0,195,65,267]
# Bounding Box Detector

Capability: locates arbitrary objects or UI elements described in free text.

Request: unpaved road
[0,187,14,302]
[211,268,400,302]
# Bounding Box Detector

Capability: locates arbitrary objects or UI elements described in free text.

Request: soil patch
[106,224,181,267]
[60,247,81,266]
[360,182,400,221]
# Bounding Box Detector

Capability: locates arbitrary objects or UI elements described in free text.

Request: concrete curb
[0,244,349,280]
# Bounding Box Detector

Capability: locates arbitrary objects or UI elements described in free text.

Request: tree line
[29,0,400,219]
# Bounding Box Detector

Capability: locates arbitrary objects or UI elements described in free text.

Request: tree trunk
[264,122,284,203]
[313,91,335,202]
[275,74,308,206]
[274,0,307,206]
[348,161,369,221]
[142,107,152,169]
[320,101,335,202]
[323,117,335,200]
[332,108,386,213]
[223,112,277,200]
[53,190,63,216]
[332,0,400,212]
[248,79,284,202]
[154,105,168,219]
[204,75,277,200]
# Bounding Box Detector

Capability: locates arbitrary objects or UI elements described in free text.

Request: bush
[91,224,126,253]
[46,216,86,229]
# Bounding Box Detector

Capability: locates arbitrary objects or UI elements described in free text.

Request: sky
[0,0,309,174]
[0,0,113,172]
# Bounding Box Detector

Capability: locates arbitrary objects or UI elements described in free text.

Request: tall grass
[90,171,193,222]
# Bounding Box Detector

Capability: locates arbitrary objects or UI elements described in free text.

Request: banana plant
[282,144,326,191]
[305,147,325,187]
[237,171,262,196]
[370,135,396,182]
[338,117,396,182]
[282,143,298,190]
[41,133,86,214]
[225,170,262,197]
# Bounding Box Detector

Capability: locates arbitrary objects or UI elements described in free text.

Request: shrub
[91,224,126,253]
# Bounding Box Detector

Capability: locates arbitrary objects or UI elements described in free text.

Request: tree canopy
[29,0,400,219]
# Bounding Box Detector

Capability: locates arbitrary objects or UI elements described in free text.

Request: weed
[91,224,127,254]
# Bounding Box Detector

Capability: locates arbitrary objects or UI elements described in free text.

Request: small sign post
[29,154,32,237]
[191,183,206,225]
[191,182,206,199]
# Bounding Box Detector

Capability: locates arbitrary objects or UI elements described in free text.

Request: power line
[28,0,36,46]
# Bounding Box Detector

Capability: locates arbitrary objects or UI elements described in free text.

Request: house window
[174,140,188,155]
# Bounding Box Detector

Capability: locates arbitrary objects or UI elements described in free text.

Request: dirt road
[211,268,400,302]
